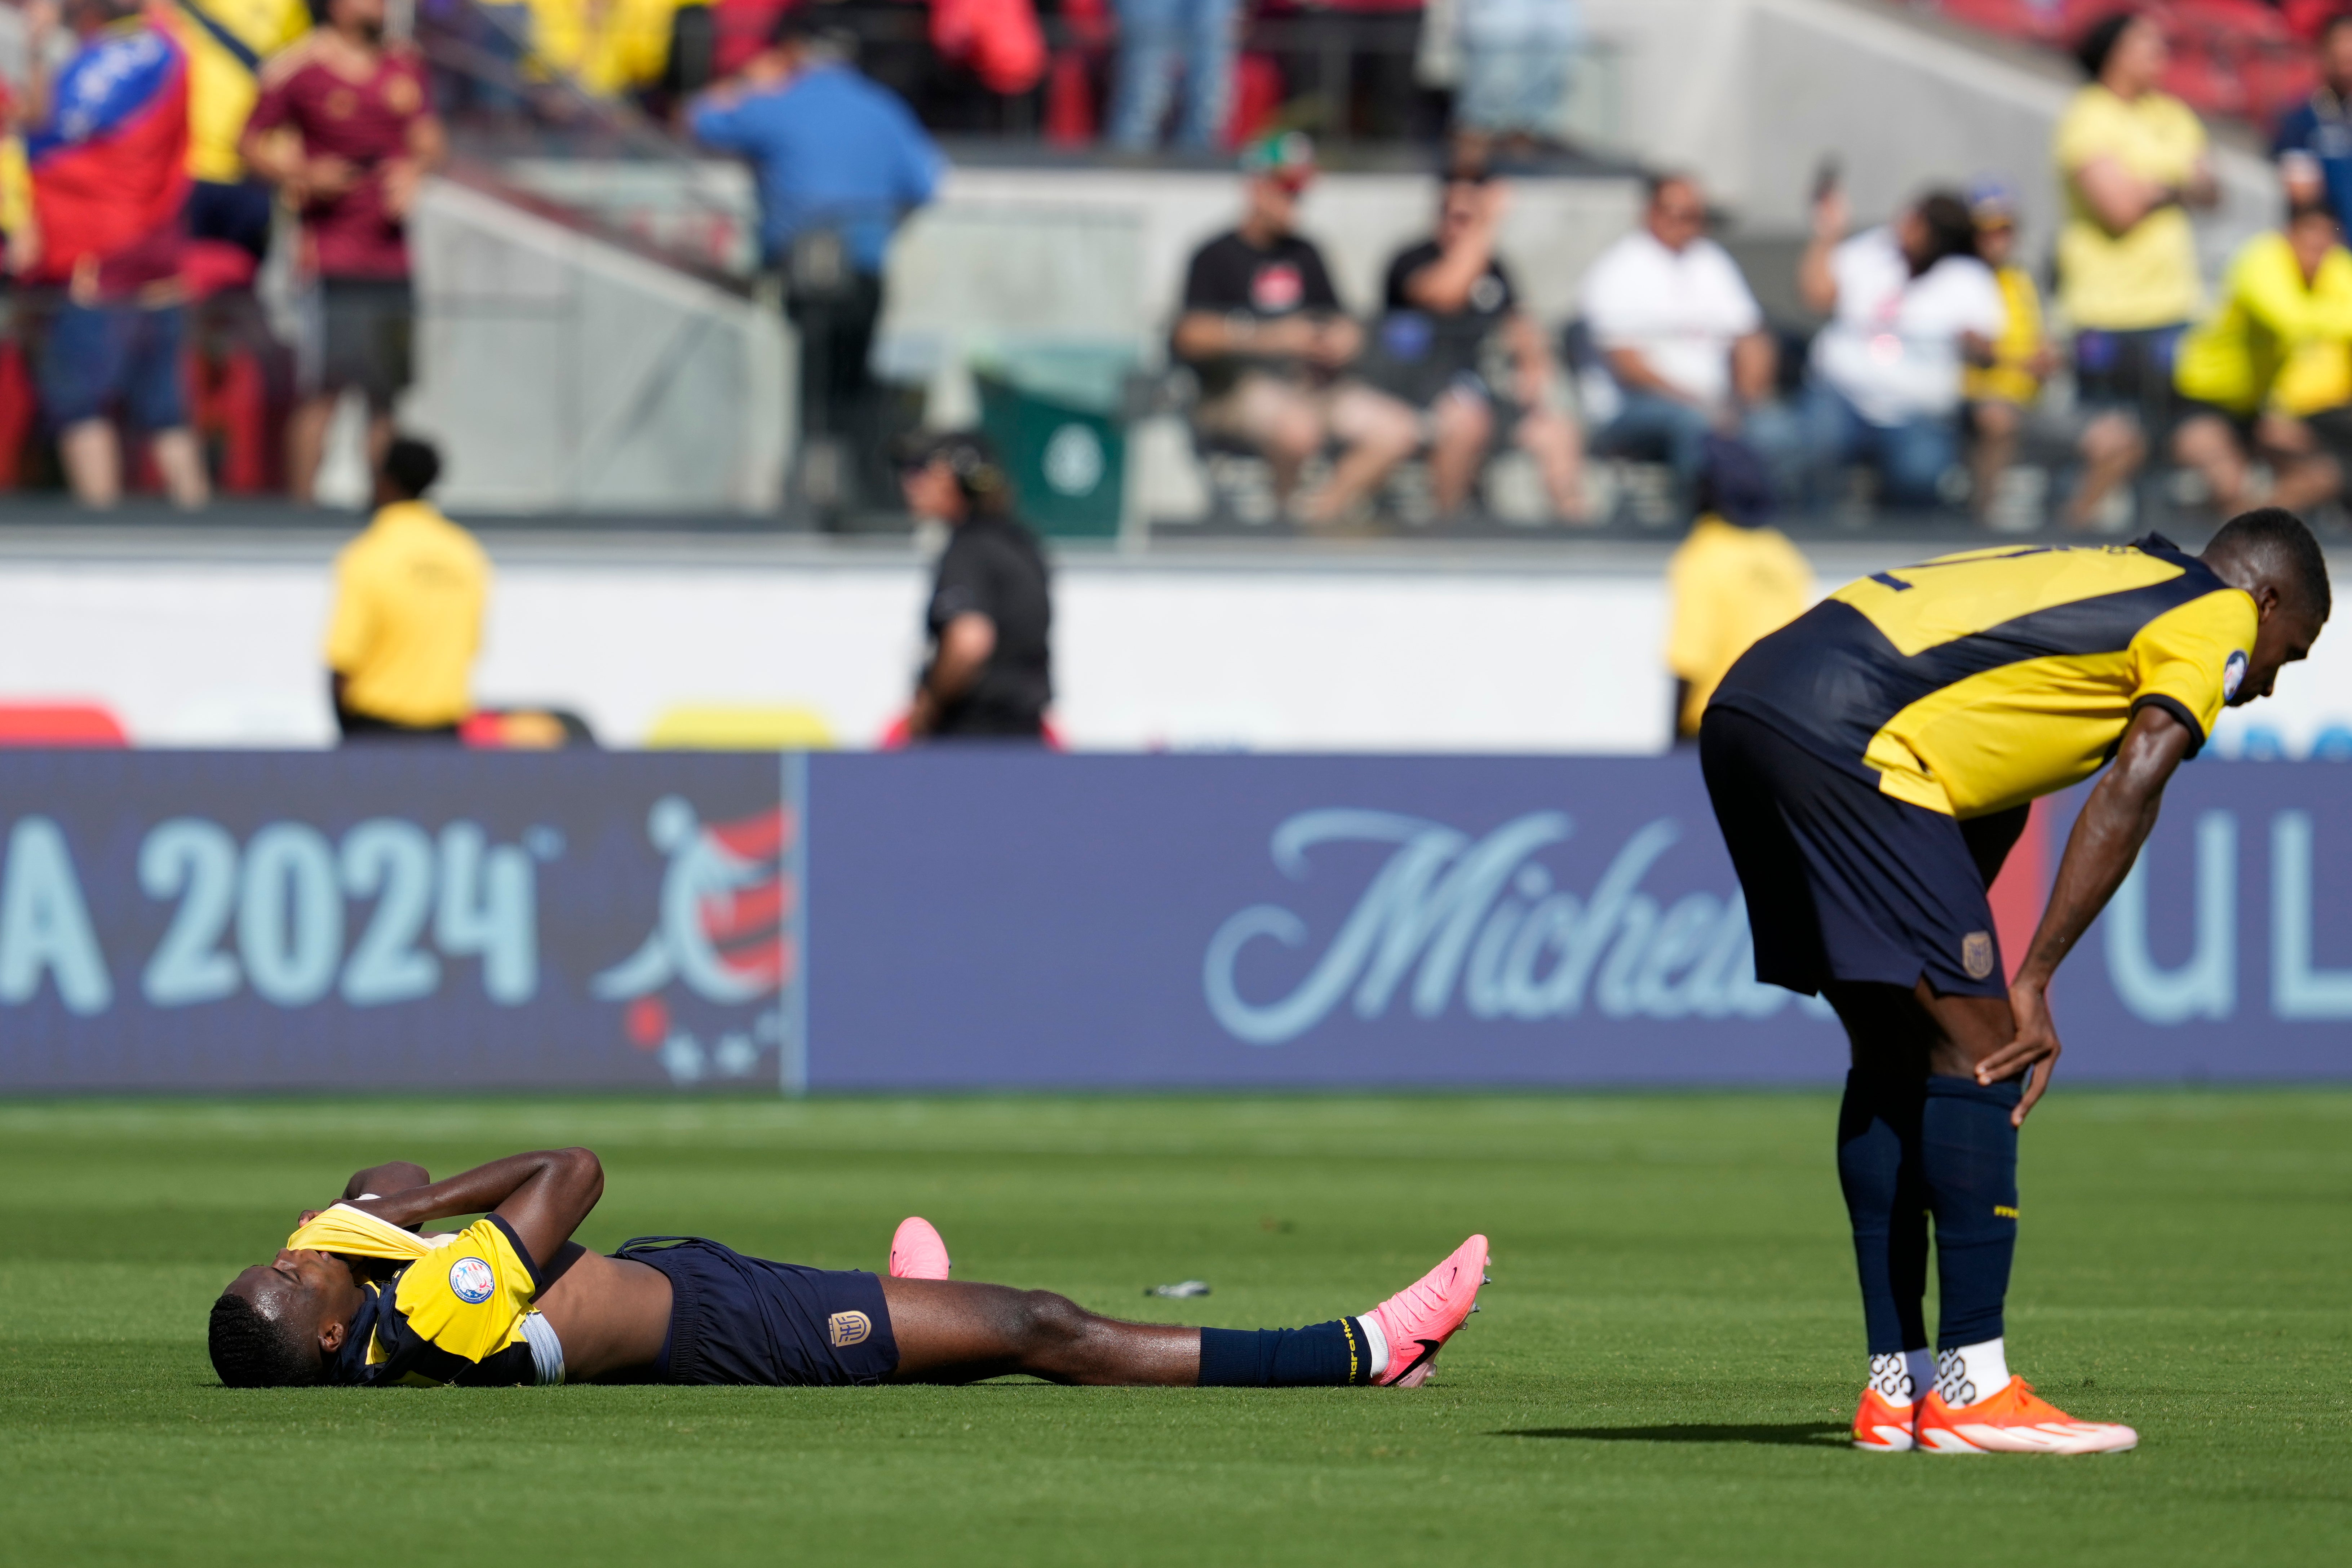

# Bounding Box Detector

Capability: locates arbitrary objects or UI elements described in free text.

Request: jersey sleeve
[929,535,996,629]
[2051,92,2110,174]
[387,1215,542,1368]
[2129,589,2258,750]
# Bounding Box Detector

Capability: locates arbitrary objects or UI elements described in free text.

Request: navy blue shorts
[186,179,275,260]
[40,300,187,430]
[615,1237,900,1386]
[1699,707,2028,998]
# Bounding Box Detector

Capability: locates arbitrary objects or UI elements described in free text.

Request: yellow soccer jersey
[330,1215,548,1387]
[324,501,492,727]
[166,0,312,184]
[1709,537,2255,819]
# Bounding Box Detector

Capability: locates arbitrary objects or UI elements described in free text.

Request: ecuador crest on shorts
[827,1310,872,1348]
[1962,931,1996,981]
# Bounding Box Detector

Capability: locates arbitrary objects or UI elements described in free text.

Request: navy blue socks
[1921,1073,2022,1349]
[1836,1069,1931,1357]
[1197,1319,1377,1387]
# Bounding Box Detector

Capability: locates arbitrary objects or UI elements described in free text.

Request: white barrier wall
[2,535,2346,757]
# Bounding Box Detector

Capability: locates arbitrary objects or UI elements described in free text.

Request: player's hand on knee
[1980,980,2061,1127]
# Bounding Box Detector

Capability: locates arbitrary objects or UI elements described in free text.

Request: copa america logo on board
[1203,810,1812,1046]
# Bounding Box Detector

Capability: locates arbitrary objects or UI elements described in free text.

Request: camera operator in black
[900,431,1053,741]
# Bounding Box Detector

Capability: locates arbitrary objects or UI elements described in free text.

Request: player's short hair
[2208,508,2333,624]
[380,436,442,501]
[896,429,1011,513]
[2074,11,2141,83]
[209,1293,320,1388]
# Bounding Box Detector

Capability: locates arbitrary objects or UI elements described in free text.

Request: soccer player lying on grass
[208,1150,1487,1392]
[1702,510,2329,1455]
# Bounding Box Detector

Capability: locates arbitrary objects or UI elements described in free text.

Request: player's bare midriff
[533,1244,672,1381]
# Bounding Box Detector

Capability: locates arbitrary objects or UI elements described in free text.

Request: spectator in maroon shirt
[240,0,444,503]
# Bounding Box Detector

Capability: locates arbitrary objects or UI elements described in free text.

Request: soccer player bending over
[1703,512,2327,1454]
[209,1152,1485,1392]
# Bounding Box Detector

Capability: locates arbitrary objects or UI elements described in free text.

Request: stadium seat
[645,703,838,749]
[0,341,34,490]
[0,703,130,747]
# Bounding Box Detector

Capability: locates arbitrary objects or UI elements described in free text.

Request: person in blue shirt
[690,17,943,509]
[2274,14,2352,228]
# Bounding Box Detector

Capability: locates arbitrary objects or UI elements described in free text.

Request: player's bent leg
[889,1216,951,1280]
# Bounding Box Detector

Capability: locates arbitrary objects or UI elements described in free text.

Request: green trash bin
[972,345,1132,539]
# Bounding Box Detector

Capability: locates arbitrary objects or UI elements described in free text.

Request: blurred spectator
[1453,0,1580,159]
[1962,178,2143,528]
[325,434,488,741]
[242,0,446,503]
[2274,13,2352,223]
[1797,187,2002,510]
[690,16,942,504]
[2171,199,2352,515]
[899,430,1053,741]
[525,0,703,101]
[1107,0,1233,151]
[1578,173,1777,491]
[1662,435,1809,744]
[19,0,209,509]
[1172,132,1419,524]
[168,0,308,270]
[2054,11,2215,439]
[1379,168,1586,519]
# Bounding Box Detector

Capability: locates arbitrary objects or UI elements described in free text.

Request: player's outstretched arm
[343,1148,604,1271]
[1981,705,2196,1125]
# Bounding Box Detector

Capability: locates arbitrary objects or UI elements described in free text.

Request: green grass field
[3,1092,2346,1567]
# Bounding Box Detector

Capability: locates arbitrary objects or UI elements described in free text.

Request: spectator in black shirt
[1172,133,1419,524]
[1380,171,1588,520]
[900,431,1053,741]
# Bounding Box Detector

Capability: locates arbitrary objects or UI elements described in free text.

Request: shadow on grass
[1494,1422,1847,1447]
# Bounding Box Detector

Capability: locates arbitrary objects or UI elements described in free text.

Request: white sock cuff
[1354,1314,1390,1377]
[1936,1338,2009,1408]
[1869,1350,1930,1405]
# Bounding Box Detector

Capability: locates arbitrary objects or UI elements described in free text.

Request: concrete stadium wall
[3,534,2349,760]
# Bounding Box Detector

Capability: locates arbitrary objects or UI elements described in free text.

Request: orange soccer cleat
[1851,1386,1918,1452]
[1365,1234,1488,1388]
[1915,1377,2138,1454]
[887,1216,951,1280]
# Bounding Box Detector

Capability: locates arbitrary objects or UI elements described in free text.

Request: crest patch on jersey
[828,1310,872,1348]
[448,1256,496,1305]
[2223,649,2248,702]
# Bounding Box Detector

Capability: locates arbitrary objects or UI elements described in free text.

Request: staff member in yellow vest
[2171,200,2352,517]
[323,435,491,741]
[167,0,311,264]
[2054,12,2215,440]
[1663,435,1812,744]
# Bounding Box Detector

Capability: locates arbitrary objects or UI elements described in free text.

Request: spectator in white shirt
[1579,174,1781,487]
[1798,187,2004,510]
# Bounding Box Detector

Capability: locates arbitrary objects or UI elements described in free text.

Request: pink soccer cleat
[1365,1234,1488,1387]
[889,1216,951,1280]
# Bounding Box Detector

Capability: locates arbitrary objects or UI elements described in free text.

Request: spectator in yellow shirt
[1962,178,2144,530]
[324,436,492,741]
[1665,436,1812,743]
[2171,201,2352,517]
[2054,12,2215,434]
[169,0,311,265]
[526,0,698,99]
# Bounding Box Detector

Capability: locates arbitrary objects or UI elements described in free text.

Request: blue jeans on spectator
[1591,390,1713,482]
[1110,0,1236,151]
[40,299,189,431]
[1800,379,1959,511]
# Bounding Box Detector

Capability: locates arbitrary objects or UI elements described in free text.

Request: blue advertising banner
[2,750,2346,1090]
[0,752,799,1090]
